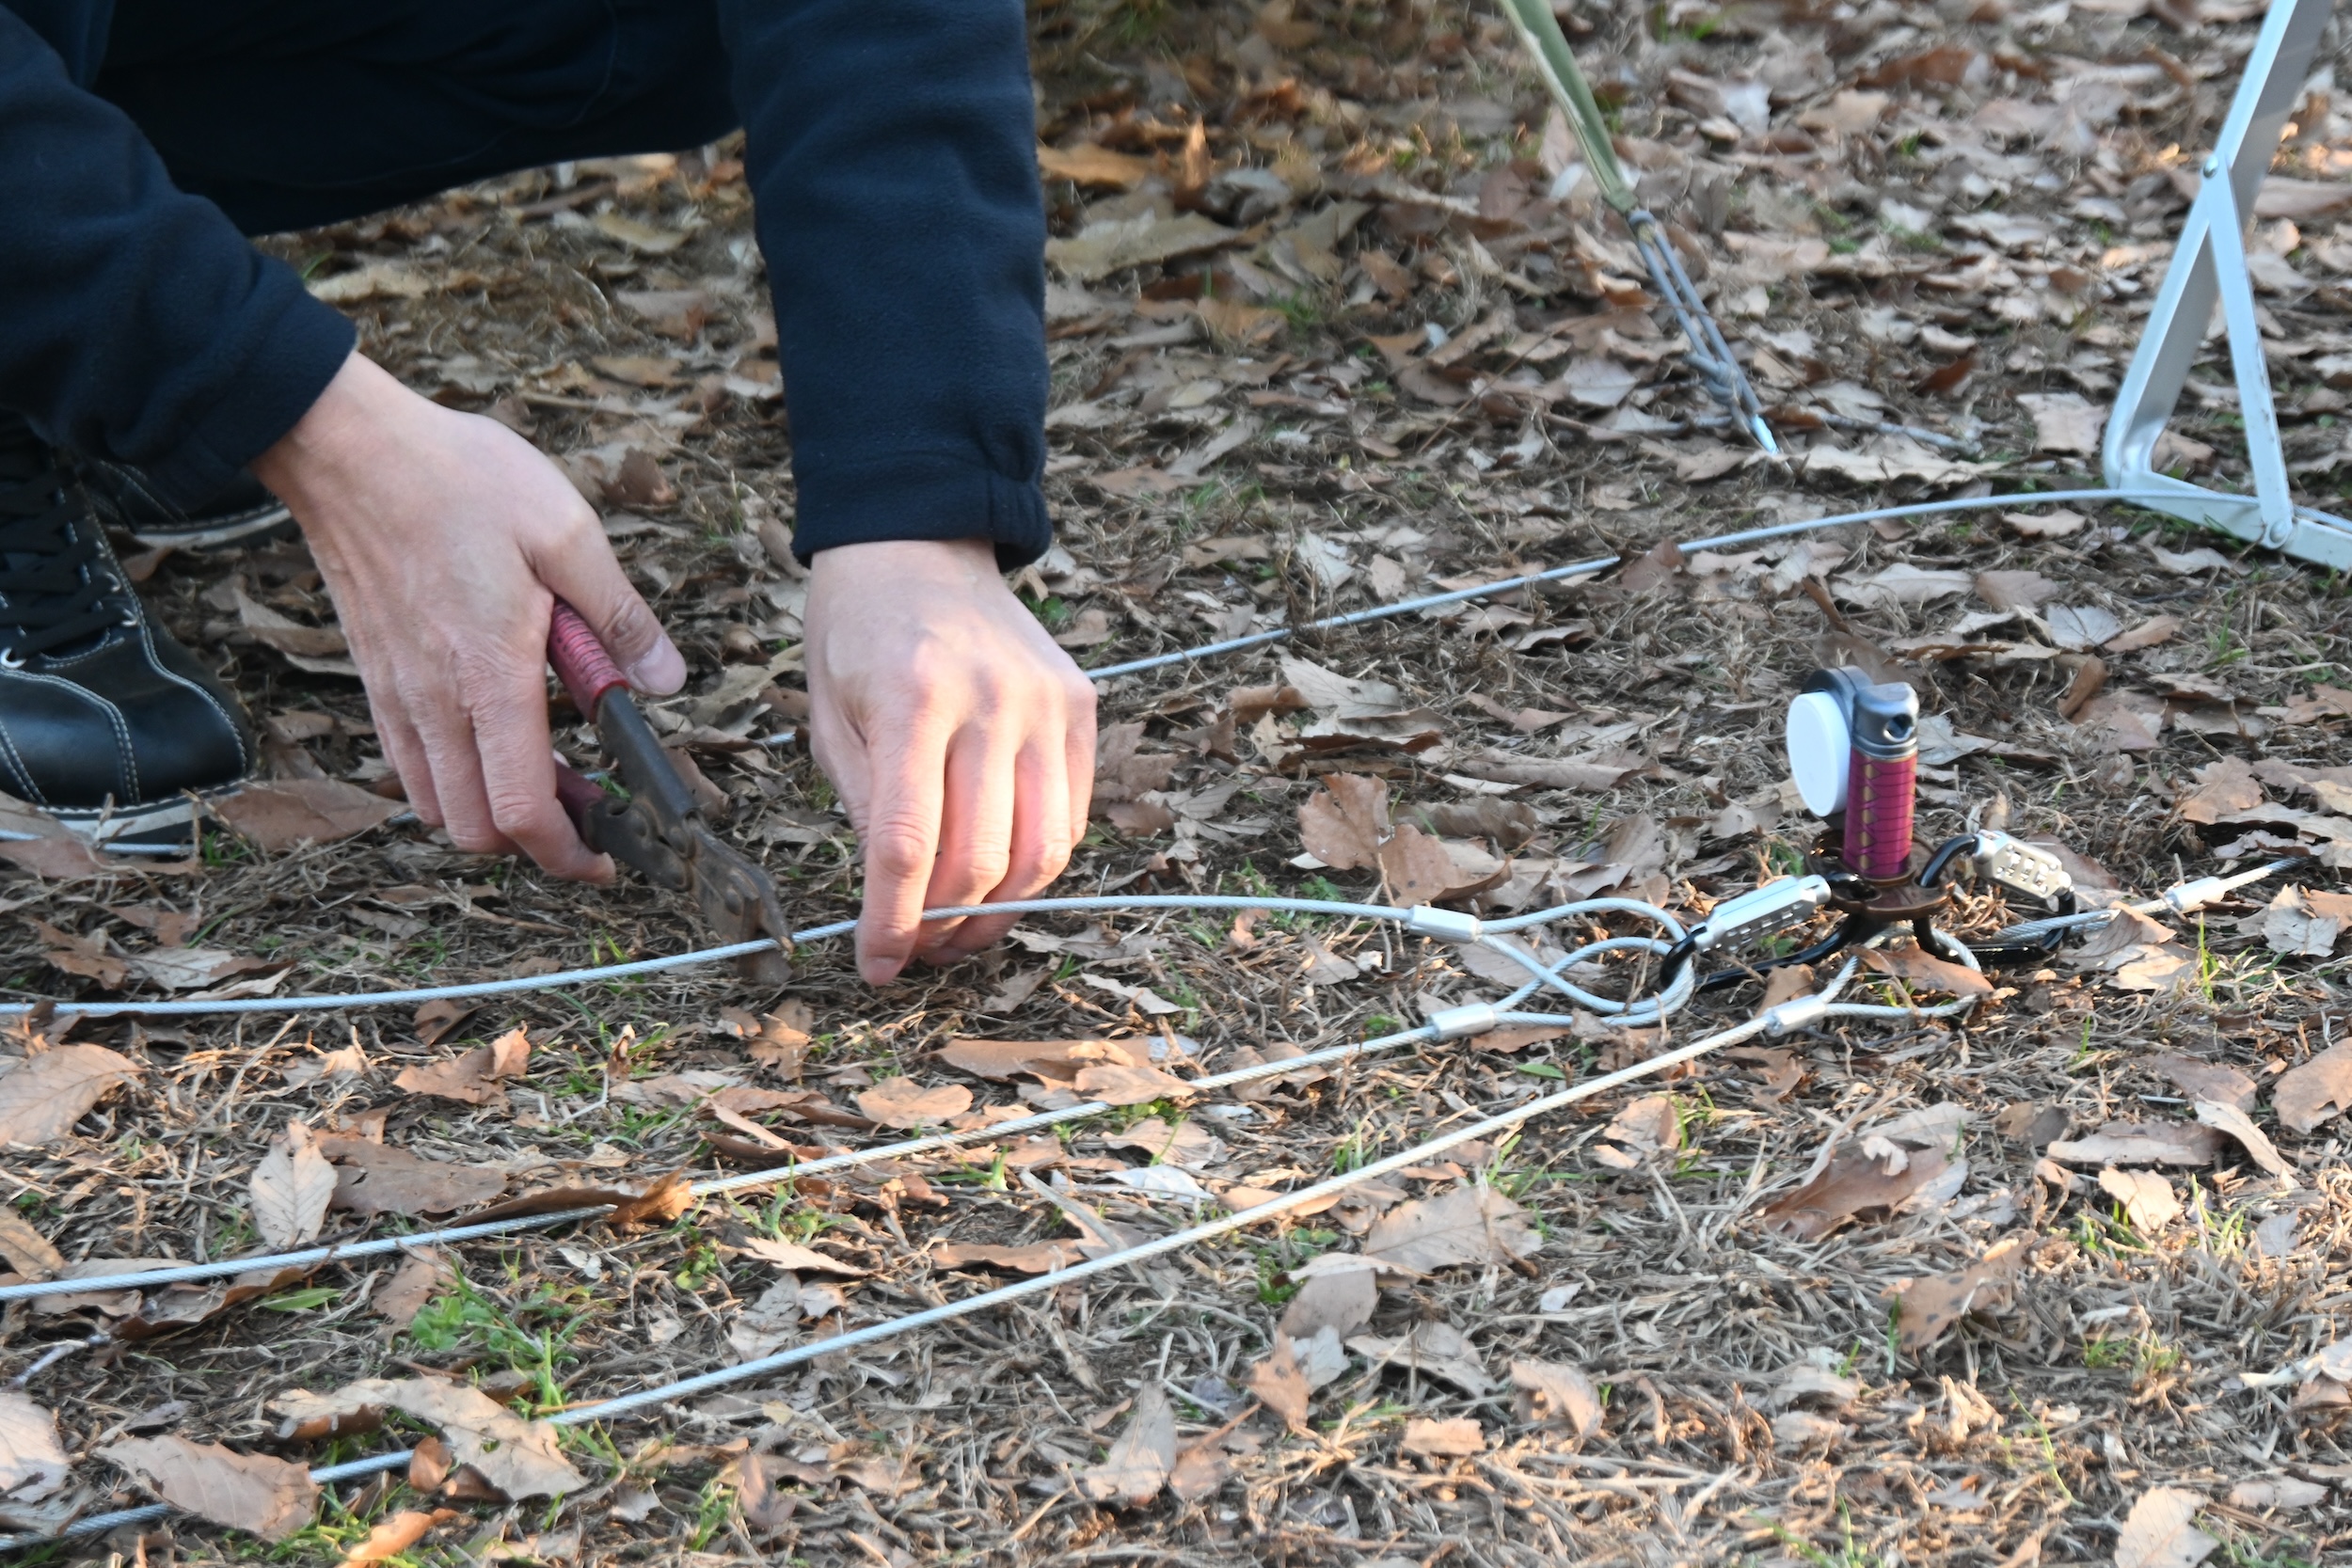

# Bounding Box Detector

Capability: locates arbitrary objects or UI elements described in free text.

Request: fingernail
[628,636,688,697]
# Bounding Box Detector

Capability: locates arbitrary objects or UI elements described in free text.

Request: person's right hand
[250,351,686,879]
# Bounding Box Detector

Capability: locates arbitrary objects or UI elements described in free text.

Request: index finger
[854,722,952,985]
[471,666,612,882]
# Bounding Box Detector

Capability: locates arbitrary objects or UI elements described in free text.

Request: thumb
[537,531,686,695]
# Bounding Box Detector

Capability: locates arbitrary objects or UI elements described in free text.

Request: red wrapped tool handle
[548,598,628,719]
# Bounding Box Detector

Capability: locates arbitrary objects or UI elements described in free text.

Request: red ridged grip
[547,599,628,718]
[1845,751,1917,882]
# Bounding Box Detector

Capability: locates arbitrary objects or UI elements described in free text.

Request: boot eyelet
[0,649,24,671]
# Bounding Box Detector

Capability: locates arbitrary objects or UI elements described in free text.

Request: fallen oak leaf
[929,1241,1082,1274]
[1247,1334,1311,1432]
[1400,1417,1485,1457]
[1860,946,1994,997]
[0,1209,63,1279]
[2100,1167,2183,1231]
[1891,1235,2026,1353]
[323,1139,508,1217]
[1759,1144,1954,1241]
[1072,1061,1192,1106]
[29,920,125,987]
[341,1508,460,1566]
[0,1391,71,1504]
[468,1169,693,1228]
[854,1077,973,1129]
[1079,1386,1176,1507]
[2193,1100,2289,1177]
[2114,1485,2219,1568]
[1297,773,1390,870]
[392,1026,529,1106]
[1511,1360,1603,1437]
[213,779,405,851]
[101,1434,318,1542]
[934,1037,1146,1083]
[250,1120,338,1249]
[735,1237,868,1275]
[2274,1042,2352,1134]
[2042,1121,2224,1167]
[1362,1183,1540,1272]
[0,1044,140,1148]
[277,1378,581,1499]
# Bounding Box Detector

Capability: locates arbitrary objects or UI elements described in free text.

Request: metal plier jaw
[548,603,792,988]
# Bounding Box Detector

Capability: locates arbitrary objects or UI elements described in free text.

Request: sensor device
[1788,668,1921,884]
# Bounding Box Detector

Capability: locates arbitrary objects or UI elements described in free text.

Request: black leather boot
[0,414,255,846]
[79,457,294,550]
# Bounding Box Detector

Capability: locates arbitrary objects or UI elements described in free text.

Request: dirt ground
[4,0,2352,1563]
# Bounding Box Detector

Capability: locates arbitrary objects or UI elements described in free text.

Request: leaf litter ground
[6,1,2352,1563]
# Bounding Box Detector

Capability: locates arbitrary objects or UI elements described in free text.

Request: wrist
[808,537,1002,591]
[247,351,397,515]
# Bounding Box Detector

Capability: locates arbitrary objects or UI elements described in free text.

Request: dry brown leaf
[2100,1167,2183,1231]
[2043,1121,2225,1166]
[413,998,476,1048]
[469,1170,693,1228]
[287,1378,582,1499]
[0,1391,70,1504]
[342,1508,458,1565]
[1510,1360,1602,1437]
[1248,1335,1311,1431]
[1167,1438,1231,1504]
[2261,886,2345,957]
[1891,1241,2023,1354]
[214,779,405,851]
[2177,757,2264,825]
[251,1120,337,1249]
[1297,773,1389,870]
[31,920,125,986]
[2114,1486,2219,1568]
[930,1241,1081,1274]
[1590,1094,1680,1170]
[614,287,713,341]
[934,1037,1141,1083]
[1760,1144,1953,1240]
[2225,1477,2327,1511]
[392,1026,529,1106]
[0,1210,63,1280]
[373,1251,451,1327]
[736,1237,868,1275]
[1080,1386,1175,1507]
[2140,1053,2256,1112]
[1038,141,1152,188]
[1073,1061,1193,1105]
[102,1434,318,1542]
[1278,1263,1377,1341]
[855,1078,973,1129]
[0,1044,139,1148]
[2107,613,2182,653]
[2276,1043,2352,1133]
[1363,1183,1539,1272]
[2016,391,2106,454]
[2193,1101,2289,1177]
[1400,1418,1485,1457]
[1348,1321,1492,1395]
[325,1138,508,1217]
[735,1452,796,1537]
[1378,820,1503,905]
[1860,946,1994,997]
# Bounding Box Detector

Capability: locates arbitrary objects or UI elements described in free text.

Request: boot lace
[0,436,133,662]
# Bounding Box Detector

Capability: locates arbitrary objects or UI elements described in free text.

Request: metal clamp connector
[1691,876,1832,953]
[1760,994,1831,1037]
[1969,831,2072,909]
[1404,906,1485,942]
[1427,1004,1500,1041]
[2163,876,2233,915]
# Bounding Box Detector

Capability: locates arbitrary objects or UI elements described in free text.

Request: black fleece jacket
[0,0,1052,564]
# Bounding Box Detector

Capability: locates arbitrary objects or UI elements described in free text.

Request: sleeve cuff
[139,277,355,507]
[790,452,1051,570]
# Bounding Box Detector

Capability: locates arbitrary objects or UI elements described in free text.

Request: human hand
[251,352,686,878]
[804,539,1096,983]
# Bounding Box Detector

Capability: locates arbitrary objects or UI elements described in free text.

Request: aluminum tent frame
[2103,0,2352,570]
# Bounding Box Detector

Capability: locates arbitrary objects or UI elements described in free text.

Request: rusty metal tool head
[547,600,792,987]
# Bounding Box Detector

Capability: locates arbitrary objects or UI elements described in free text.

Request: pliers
[546,600,793,987]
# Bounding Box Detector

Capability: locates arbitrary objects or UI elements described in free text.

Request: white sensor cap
[1786,690,1850,816]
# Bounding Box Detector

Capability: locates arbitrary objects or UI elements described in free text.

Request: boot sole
[45,788,241,854]
[125,503,296,553]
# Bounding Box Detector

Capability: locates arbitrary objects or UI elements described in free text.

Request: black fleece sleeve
[717,0,1052,567]
[0,8,354,504]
